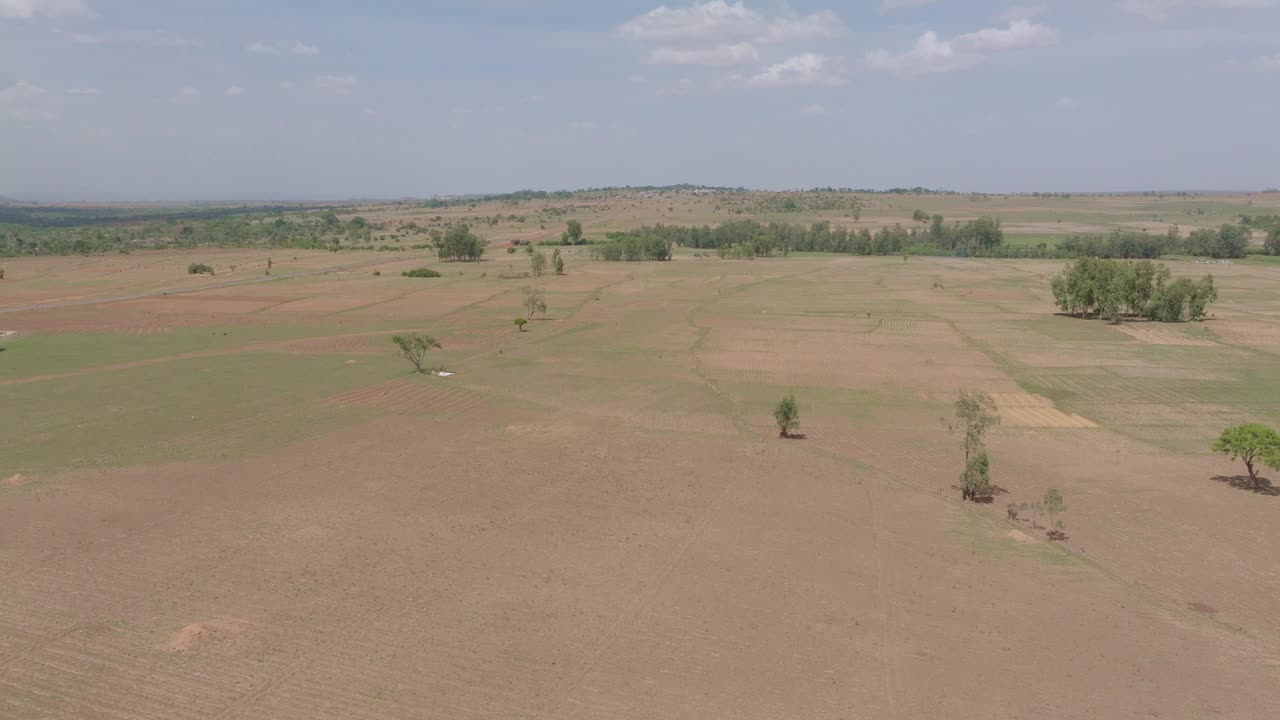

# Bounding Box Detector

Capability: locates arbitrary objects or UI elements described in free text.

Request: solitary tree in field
[514,317,527,332]
[522,286,548,319]
[1213,424,1280,489]
[565,220,583,245]
[946,389,1001,502]
[947,389,1001,465]
[531,252,547,277]
[391,334,443,374]
[774,394,800,438]
[553,248,564,275]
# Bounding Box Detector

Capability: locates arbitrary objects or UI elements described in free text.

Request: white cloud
[1119,0,1276,22]
[310,74,358,94]
[619,1,843,68]
[865,20,1058,76]
[225,86,245,97]
[1055,96,1080,110]
[0,0,89,20]
[620,1,843,45]
[248,39,319,56]
[70,29,200,47]
[0,80,48,103]
[797,103,830,116]
[1255,51,1280,69]
[649,42,759,66]
[66,86,98,95]
[749,53,845,87]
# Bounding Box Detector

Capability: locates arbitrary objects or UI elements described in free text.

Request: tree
[912,209,929,223]
[553,248,564,275]
[514,317,528,332]
[391,334,443,374]
[773,394,800,438]
[565,220,583,245]
[1266,228,1280,256]
[1042,488,1067,539]
[437,224,486,261]
[961,450,992,502]
[522,286,547,319]
[531,252,547,277]
[947,389,1000,465]
[1212,424,1280,489]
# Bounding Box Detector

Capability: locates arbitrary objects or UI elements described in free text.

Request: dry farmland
[2,225,1280,717]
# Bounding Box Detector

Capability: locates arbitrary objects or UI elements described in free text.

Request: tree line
[1050,258,1218,323]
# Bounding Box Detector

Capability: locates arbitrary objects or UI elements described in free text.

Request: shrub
[373,270,382,276]
[773,394,800,438]
[961,450,992,502]
[402,267,442,278]
[553,248,564,275]
[187,263,214,275]
[531,252,547,277]
[514,317,528,332]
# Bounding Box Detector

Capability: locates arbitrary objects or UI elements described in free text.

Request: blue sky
[1,0,1277,200]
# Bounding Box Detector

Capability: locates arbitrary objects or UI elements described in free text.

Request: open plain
[3,237,1280,718]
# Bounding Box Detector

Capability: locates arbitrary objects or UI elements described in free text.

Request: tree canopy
[1050,258,1217,323]
[1213,424,1280,488]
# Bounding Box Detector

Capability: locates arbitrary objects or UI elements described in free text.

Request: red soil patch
[164,620,249,652]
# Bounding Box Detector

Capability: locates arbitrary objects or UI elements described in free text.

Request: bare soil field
[2,248,1280,719]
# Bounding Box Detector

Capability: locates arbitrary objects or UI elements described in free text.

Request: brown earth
[2,250,1279,719]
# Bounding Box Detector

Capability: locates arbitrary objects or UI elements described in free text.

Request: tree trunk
[1246,458,1258,487]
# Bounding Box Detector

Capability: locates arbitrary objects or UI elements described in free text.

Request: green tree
[565,220,583,245]
[961,450,992,502]
[553,248,564,275]
[1212,424,1280,489]
[947,389,1000,465]
[1266,228,1280,256]
[391,333,443,374]
[912,209,929,223]
[773,394,800,438]
[437,224,486,261]
[531,252,547,277]
[514,317,528,332]
[522,286,547,319]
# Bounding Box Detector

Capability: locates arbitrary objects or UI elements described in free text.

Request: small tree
[1212,424,1280,489]
[187,263,214,276]
[773,394,800,438]
[946,389,1001,465]
[514,317,527,332]
[391,334,443,374]
[531,252,547,277]
[565,220,583,244]
[961,450,992,502]
[553,248,564,275]
[522,286,547,319]
[1042,488,1067,539]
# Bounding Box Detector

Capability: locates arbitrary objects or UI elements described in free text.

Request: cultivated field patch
[991,393,1097,428]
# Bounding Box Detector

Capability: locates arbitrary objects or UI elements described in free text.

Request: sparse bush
[373,270,381,276]
[436,224,485,261]
[531,252,547,277]
[391,333,443,374]
[553,248,564,275]
[514,317,527,332]
[1042,488,1067,540]
[773,394,800,438]
[1213,424,1280,489]
[961,450,992,502]
[522,286,547,319]
[402,267,442,278]
[187,263,214,275]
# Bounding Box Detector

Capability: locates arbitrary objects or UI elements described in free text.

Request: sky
[0,0,1278,200]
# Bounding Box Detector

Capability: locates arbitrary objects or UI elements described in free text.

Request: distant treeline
[1061,224,1266,260]
[593,217,1005,259]
[0,209,399,257]
[0,204,326,228]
